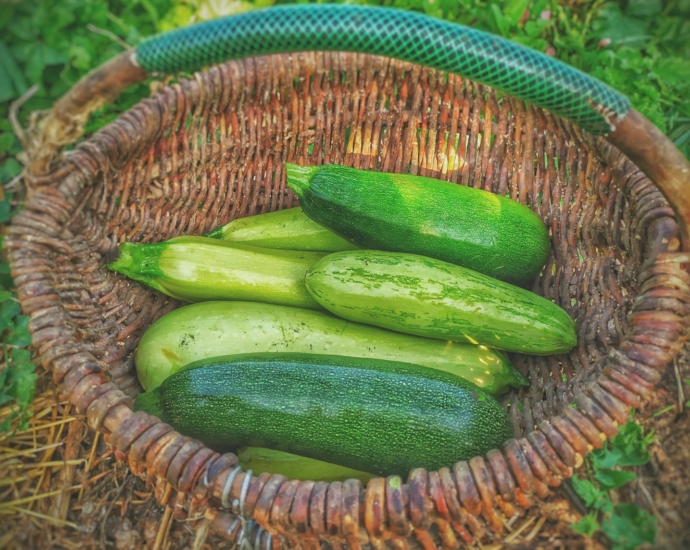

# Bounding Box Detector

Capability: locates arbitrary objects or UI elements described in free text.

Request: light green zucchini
[108,236,324,309]
[134,301,525,393]
[204,207,358,251]
[237,447,375,483]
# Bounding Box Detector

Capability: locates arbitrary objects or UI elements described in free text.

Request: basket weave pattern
[7,52,689,546]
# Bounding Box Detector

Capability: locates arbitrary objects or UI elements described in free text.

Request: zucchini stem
[108,241,165,289]
[203,226,225,239]
[285,163,318,197]
[107,244,134,273]
[133,388,164,418]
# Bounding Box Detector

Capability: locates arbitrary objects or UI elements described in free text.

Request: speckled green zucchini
[237,446,375,483]
[305,250,577,355]
[108,236,324,309]
[204,207,358,252]
[134,301,524,393]
[133,353,514,477]
[286,163,550,286]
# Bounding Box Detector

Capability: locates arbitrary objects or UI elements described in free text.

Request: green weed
[571,410,657,548]
[0,192,35,432]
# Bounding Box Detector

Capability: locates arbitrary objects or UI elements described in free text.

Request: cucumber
[108,236,324,309]
[305,251,577,355]
[204,207,358,252]
[134,353,514,477]
[237,447,375,484]
[286,163,550,286]
[135,301,525,393]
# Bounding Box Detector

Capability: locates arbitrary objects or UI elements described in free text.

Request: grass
[0,0,687,545]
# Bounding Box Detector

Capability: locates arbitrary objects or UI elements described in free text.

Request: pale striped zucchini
[108,236,324,309]
[305,250,577,355]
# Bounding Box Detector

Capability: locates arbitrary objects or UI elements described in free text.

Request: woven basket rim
[8,51,690,546]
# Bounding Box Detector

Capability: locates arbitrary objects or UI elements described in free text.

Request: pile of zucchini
[113,164,577,481]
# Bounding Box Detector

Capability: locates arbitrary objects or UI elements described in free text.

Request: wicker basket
[8,6,690,548]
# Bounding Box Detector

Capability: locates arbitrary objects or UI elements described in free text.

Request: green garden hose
[137,4,629,135]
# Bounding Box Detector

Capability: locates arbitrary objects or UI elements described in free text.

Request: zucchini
[108,236,323,309]
[305,250,577,355]
[204,207,358,252]
[237,446,375,484]
[134,353,514,477]
[286,163,550,286]
[135,301,525,393]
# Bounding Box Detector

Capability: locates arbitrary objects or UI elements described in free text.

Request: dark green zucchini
[134,353,513,477]
[286,163,550,286]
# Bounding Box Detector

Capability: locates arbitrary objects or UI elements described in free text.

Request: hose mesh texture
[137,5,630,136]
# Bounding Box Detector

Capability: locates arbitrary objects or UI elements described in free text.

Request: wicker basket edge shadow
[6,51,690,547]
